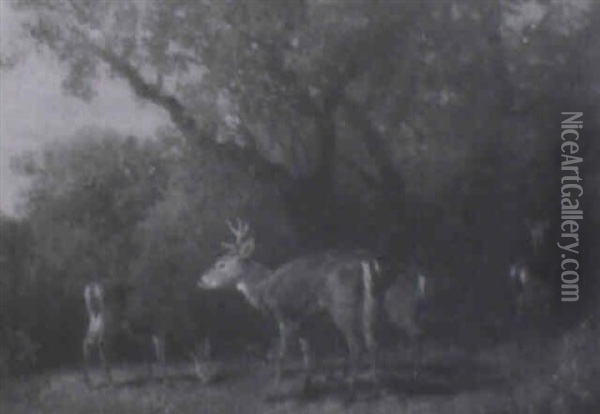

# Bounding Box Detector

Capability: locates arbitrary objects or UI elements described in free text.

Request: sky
[0,1,167,216]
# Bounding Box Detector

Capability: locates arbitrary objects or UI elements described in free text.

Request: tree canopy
[13,0,599,250]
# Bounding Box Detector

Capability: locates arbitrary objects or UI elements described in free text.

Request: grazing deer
[82,280,166,387]
[197,219,382,390]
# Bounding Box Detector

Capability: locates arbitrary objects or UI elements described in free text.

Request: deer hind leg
[361,259,380,375]
[330,303,363,387]
[405,321,423,380]
[333,314,362,392]
[342,331,362,395]
[362,308,380,377]
[514,297,527,353]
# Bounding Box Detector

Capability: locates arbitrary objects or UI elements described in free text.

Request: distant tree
[13,128,167,283]
[9,128,174,364]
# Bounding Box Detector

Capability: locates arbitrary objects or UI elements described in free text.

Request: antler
[221,218,254,258]
[227,218,250,244]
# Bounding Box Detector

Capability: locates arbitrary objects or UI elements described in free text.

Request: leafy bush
[548,318,600,413]
[0,328,39,379]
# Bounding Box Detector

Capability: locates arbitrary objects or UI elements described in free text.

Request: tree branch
[338,94,397,180]
[89,44,292,186]
[339,156,382,190]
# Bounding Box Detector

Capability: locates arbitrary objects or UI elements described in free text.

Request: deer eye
[217,261,227,270]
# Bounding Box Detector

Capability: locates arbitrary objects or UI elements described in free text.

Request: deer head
[198,219,256,289]
[509,261,530,292]
[526,218,550,253]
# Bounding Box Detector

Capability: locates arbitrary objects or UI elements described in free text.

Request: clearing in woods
[0,345,548,414]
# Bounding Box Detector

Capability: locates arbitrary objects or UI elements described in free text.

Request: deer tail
[360,259,381,351]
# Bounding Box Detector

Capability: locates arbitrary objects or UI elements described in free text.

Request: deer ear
[221,242,237,254]
[239,238,255,259]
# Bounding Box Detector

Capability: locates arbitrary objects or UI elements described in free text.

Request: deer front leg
[405,323,423,380]
[345,335,361,393]
[82,336,93,388]
[274,321,295,386]
[332,307,362,391]
[298,337,314,391]
[98,340,112,385]
[152,334,166,379]
[298,337,311,372]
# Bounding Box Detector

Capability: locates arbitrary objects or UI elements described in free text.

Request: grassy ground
[1,343,559,414]
[0,336,600,414]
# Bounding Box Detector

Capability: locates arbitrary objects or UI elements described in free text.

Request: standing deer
[508,260,552,322]
[510,218,553,318]
[197,219,382,390]
[82,280,166,387]
[508,219,553,350]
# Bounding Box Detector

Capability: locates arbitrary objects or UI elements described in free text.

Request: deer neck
[235,261,272,310]
[84,283,104,318]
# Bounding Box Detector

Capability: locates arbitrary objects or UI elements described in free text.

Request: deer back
[258,251,379,323]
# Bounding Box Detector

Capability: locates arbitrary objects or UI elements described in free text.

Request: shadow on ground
[262,353,508,405]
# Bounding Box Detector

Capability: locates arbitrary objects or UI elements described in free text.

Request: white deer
[82,280,166,387]
[197,219,382,390]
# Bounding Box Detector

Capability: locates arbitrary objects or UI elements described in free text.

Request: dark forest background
[0,2,598,407]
